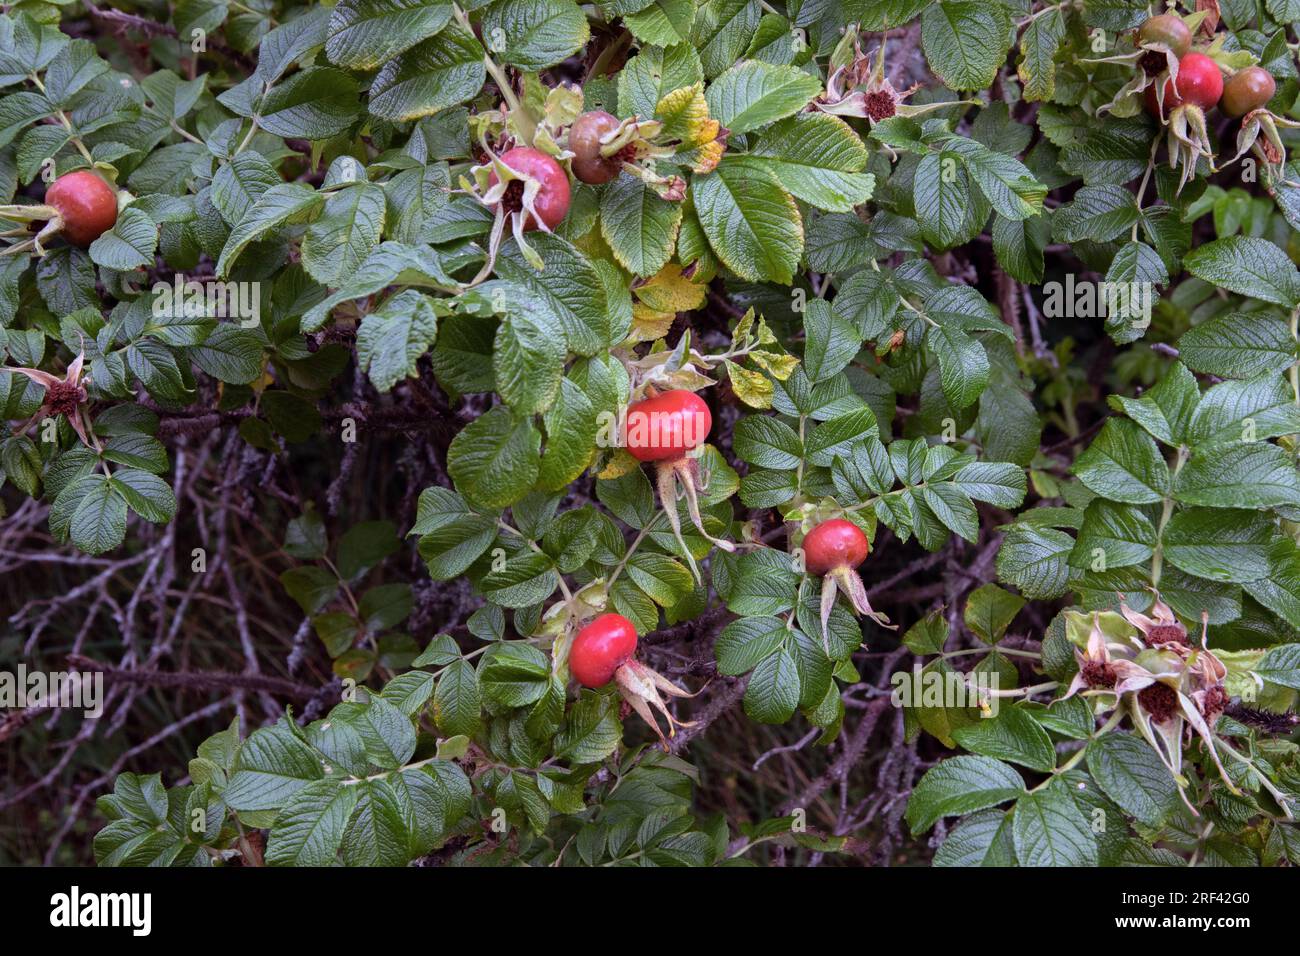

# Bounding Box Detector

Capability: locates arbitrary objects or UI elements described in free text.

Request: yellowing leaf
[627,303,676,343]
[726,360,774,408]
[635,263,707,313]
[598,448,640,479]
[751,350,799,381]
[656,83,720,148]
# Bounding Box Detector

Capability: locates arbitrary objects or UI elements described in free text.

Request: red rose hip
[570,613,638,688]
[487,147,570,231]
[45,170,118,247]
[1146,52,1223,117]
[625,389,712,463]
[802,518,870,576]
[800,517,893,645]
[567,613,696,744]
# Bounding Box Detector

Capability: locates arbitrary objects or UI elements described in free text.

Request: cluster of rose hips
[567,383,893,740]
[1137,14,1275,119]
[1131,13,1283,189]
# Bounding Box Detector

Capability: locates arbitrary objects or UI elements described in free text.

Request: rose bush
[1,0,1299,868]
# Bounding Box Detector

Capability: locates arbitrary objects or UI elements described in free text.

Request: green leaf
[110,469,177,524]
[689,0,761,79]
[1108,361,1199,447]
[906,755,1025,835]
[303,182,387,285]
[624,0,696,46]
[693,161,803,284]
[1085,732,1180,828]
[280,566,338,615]
[941,135,1046,221]
[626,551,694,607]
[1018,6,1064,102]
[1175,441,1300,509]
[481,0,589,70]
[921,1,1012,91]
[447,406,541,509]
[715,616,785,674]
[996,525,1074,600]
[1053,184,1140,242]
[1185,237,1300,308]
[804,407,878,466]
[368,23,485,121]
[356,290,441,393]
[926,324,988,411]
[479,643,551,707]
[495,233,616,356]
[258,68,361,139]
[914,151,975,251]
[1072,418,1169,504]
[743,645,801,723]
[991,213,1049,284]
[618,43,703,119]
[932,809,1015,866]
[1068,498,1156,570]
[325,0,453,70]
[191,325,265,385]
[88,207,157,272]
[67,475,128,556]
[337,520,400,580]
[341,779,413,865]
[964,583,1025,643]
[265,778,360,867]
[554,692,622,763]
[952,461,1027,508]
[1256,644,1300,691]
[223,719,326,812]
[599,174,682,277]
[535,377,596,491]
[732,414,802,470]
[1011,786,1098,866]
[704,60,821,135]
[952,706,1055,772]
[217,183,323,278]
[741,113,874,214]
[433,659,482,736]
[491,289,566,414]
[1177,313,1299,379]
[1163,508,1276,583]
[801,298,861,384]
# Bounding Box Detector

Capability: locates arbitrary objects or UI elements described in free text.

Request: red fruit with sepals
[800,517,894,648]
[625,389,712,463]
[44,171,118,247]
[1144,52,1223,117]
[568,613,697,746]
[802,518,869,575]
[570,613,638,688]
[487,147,570,231]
